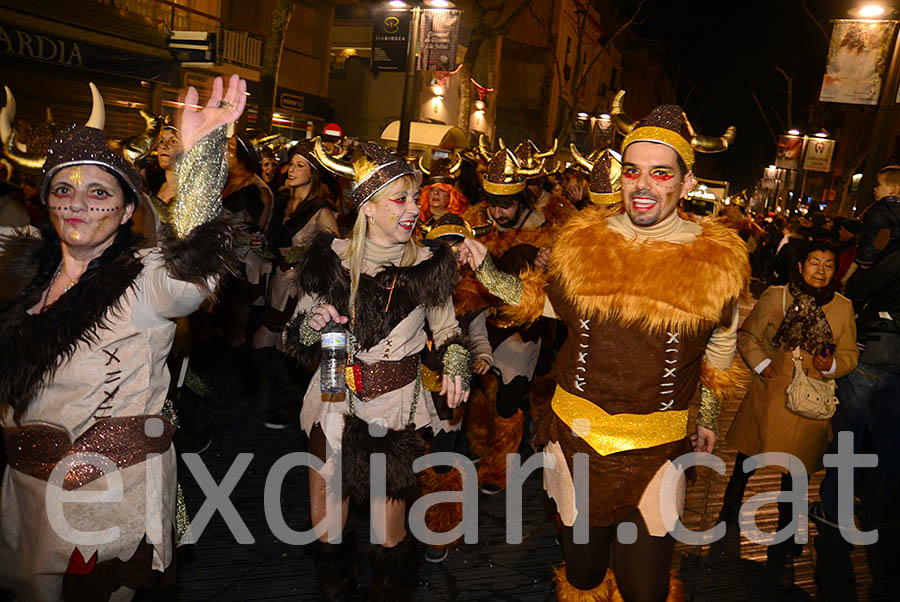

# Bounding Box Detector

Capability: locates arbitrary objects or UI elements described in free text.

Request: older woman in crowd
[723,240,858,568]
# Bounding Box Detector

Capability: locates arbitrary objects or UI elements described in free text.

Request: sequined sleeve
[475,254,522,306]
[697,384,722,435]
[171,125,229,238]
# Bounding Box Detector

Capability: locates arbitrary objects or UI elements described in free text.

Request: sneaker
[263,406,296,430]
[425,547,449,563]
[809,501,842,530]
[479,483,502,496]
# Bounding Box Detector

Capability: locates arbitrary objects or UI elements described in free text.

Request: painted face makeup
[621,141,692,227]
[365,178,420,246]
[48,164,133,250]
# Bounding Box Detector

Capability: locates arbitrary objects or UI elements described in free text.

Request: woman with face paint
[0,75,246,602]
[282,139,472,602]
[251,144,339,429]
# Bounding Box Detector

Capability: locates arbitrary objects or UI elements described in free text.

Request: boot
[477,409,525,494]
[602,568,685,602]
[464,372,498,460]
[307,532,358,601]
[368,532,419,602]
[419,465,463,562]
[553,566,606,601]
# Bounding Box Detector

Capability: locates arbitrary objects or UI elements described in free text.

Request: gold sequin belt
[4,415,175,490]
[346,355,420,402]
[551,385,688,456]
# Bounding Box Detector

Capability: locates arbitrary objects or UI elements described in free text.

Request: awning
[380,121,467,149]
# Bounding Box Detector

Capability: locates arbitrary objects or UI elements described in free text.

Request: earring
[369,215,375,224]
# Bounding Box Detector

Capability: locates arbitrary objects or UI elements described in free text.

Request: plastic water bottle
[320,320,348,401]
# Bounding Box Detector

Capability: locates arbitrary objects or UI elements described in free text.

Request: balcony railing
[96,0,263,69]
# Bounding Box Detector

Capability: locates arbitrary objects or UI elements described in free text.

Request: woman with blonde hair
[283,139,471,601]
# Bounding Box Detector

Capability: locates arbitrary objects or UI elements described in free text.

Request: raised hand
[179,74,247,152]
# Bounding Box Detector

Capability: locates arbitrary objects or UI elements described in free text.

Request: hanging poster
[416,10,460,71]
[820,19,897,105]
[775,135,803,170]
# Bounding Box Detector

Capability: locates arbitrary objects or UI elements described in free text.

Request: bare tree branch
[575,0,647,92]
[774,61,794,128]
[796,0,830,44]
[750,84,778,146]
[485,0,534,36]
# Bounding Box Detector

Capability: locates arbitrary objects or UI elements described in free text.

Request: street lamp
[393,0,457,157]
[858,4,886,17]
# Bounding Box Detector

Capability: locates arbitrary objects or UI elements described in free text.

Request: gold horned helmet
[611,90,736,171]
[499,138,558,179]
[1,83,162,174]
[481,147,526,195]
[418,152,463,184]
[571,145,622,206]
[312,136,417,206]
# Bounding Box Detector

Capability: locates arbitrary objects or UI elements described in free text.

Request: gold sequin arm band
[697,384,721,435]
[171,125,229,238]
[442,343,472,391]
[296,309,323,346]
[475,254,522,306]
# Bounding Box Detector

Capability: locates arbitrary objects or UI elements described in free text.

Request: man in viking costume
[462,145,556,495]
[0,75,245,602]
[459,95,745,601]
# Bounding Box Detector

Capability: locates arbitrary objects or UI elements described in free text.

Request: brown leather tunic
[541,278,716,525]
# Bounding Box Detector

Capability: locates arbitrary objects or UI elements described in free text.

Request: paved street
[125,289,897,601]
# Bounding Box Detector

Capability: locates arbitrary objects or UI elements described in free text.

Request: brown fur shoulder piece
[549,208,750,334]
[295,233,459,351]
[157,216,241,298]
[0,231,144,421]
[0,231,46,307]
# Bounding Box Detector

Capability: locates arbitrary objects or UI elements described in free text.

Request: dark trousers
[562,509,674,601]
[819,362,900,527]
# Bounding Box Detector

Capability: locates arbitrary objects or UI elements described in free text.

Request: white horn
[85,82,106,129]
[0,86,15,145]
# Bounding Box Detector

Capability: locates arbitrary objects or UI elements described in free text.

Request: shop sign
[371,9,410,72]
[0,22,172,82]
[803,138,835,173]
[276,87,332,120]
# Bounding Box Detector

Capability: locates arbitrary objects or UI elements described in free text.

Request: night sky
[631,0,847,192]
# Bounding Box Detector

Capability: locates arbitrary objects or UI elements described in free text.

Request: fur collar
[0,232,144,421]
[549,207,749,333]
[296,234,459,351]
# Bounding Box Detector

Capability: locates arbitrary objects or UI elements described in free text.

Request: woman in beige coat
[722,240,858,564]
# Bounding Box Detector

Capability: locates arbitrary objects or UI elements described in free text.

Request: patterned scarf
[771,271,835,355]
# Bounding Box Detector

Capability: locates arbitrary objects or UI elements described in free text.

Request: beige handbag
[781,288,838,420]
[785,347,838,419]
